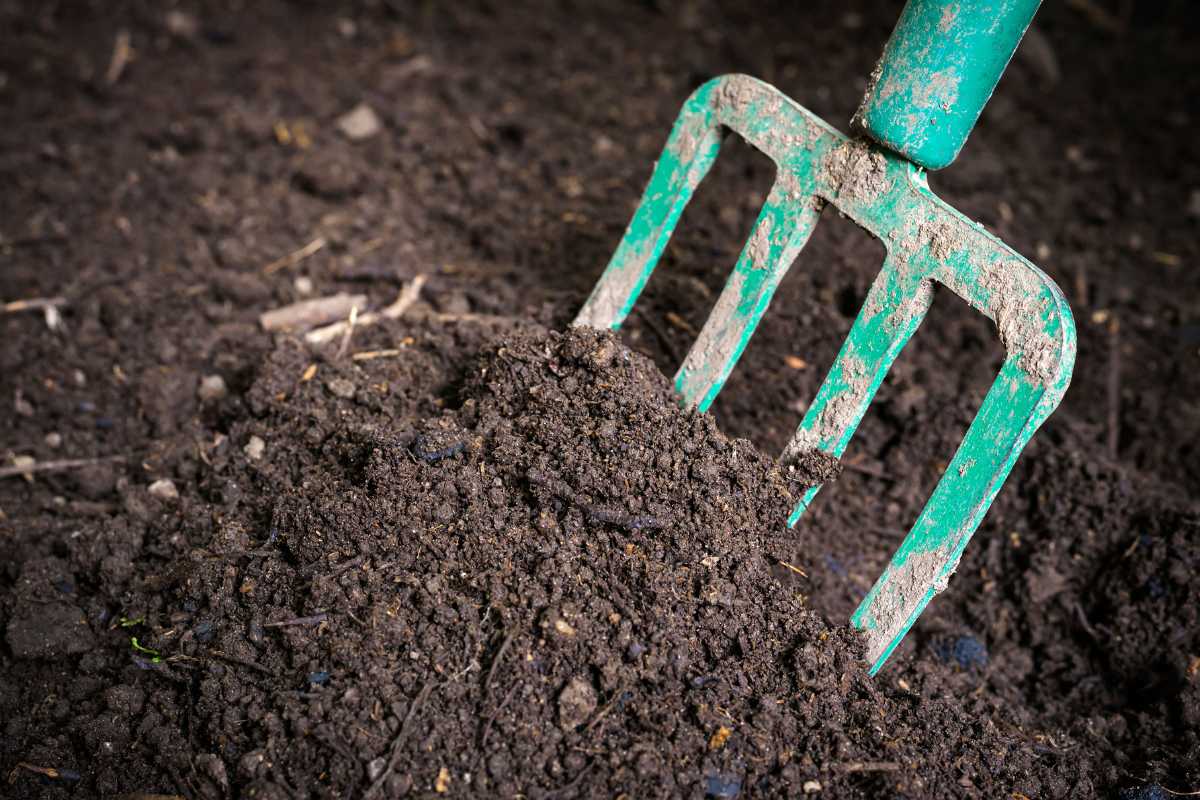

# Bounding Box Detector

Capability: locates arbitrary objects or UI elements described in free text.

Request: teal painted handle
[854,0,1041,170]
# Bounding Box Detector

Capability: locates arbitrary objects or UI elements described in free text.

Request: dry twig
[776,560,807,577]
[484,633,514,694]
[838,761,900,773]
[306,275,426,345]
[105,29,133,85]
[12,762,81,783]
[262,236,327,275]
[3,296,66,331]
[365,681,437,799]
[351,348,406,361]
[335,304,359,359]
[264,613,328,628]
[3,296,66,314]
[0,455,123,480]
[260,293,366,332]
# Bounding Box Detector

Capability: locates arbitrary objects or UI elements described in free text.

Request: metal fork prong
[852,342,1073,672]
[782,253,934,525]
[574,113,722,331]
[675,179,821,411]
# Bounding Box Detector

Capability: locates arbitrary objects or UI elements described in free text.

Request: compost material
[2,1,1198,798]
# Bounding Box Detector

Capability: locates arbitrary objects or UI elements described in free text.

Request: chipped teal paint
[854,0,1042,170]
[572,74,1076,675]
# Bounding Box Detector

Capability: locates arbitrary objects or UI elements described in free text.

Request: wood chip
[337,103,383,140]
[708,725,732,750]
[785,355,808,370]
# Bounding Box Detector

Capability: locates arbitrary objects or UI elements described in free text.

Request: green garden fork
[573,0,1076,674]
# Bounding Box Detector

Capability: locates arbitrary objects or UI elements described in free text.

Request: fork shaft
[853,0,1041,170]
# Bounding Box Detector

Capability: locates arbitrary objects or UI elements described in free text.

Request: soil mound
[3,323,1093,797]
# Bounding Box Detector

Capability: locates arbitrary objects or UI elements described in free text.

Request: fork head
[573,75,1075,673]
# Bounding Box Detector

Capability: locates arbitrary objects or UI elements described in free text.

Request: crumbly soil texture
[2,2,1199,799]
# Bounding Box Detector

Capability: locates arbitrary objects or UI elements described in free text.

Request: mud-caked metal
[574,1,1074,674]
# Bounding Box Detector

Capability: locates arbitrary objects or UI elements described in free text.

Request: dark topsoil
[2,1,1198,798]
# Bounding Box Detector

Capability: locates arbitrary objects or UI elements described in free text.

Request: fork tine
[852,339,1074,672]
[675,180,821,411]
[574,102,722,331]
[782,252,934,524]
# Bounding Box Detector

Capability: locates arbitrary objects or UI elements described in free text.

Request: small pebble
[14,392,34,417]
[337,103,383,141]
[803,779,822,793]
[45,432,63,449]
[104,684,145,714]
[326,378,356,399]
[148,479,179,501]
[165,9,199,38]
[10,454,35,477]
[244,435,266,460]
[197,754,229,791]
[198,374,228,402]
[294,276,314,295]
[413,437,466,463]
[557,676,597,729]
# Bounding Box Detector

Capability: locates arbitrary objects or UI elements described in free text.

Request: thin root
[0,455,124,480]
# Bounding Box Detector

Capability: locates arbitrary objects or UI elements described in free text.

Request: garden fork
[573,0,1076,673]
